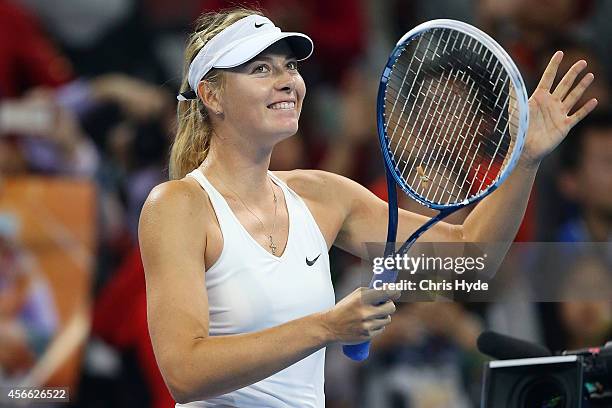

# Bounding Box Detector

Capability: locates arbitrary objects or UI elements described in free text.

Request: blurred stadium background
[0,0,610,407]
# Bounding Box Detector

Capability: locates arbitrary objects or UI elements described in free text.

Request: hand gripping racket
[343,19,529,361]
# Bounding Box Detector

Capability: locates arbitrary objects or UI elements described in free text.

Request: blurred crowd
[0,0,610,407]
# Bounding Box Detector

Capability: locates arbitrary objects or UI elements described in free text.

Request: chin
[272,121,299,138]
[276,127,299,140]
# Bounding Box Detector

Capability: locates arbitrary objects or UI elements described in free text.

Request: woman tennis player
[138,8,597,407]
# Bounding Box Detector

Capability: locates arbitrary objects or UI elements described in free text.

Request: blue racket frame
[343,19,529,362]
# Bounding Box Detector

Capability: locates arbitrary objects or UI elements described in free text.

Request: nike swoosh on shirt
[306,254,321,266]
[254,22,267,28]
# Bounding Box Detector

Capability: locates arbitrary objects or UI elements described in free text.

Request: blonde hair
[169,7,263,180]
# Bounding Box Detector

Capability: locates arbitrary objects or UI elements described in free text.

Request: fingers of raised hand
[536,51,563,92]
[553,60,587,101]
[568,98,598,128]
[562,72,594,111]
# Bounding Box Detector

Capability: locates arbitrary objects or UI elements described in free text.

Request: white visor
[178,14,313,101]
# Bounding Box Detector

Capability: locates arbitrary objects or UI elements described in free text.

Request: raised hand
[520,51,598,167]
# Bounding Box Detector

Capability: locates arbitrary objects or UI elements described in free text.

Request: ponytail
[169,81,213,180]
[169,7,262,180]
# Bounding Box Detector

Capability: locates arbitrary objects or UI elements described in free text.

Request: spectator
[90,246,173,408]
[556,108,612,242]
[0,89,99,177]
[19,0,168,82]
[0,213,58,385]
[0,0,73,98]
[361,302,484,407]
[538,252,612,353]
[477,0,596,87]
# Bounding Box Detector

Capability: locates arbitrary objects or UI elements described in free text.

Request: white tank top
[177,168,335,408]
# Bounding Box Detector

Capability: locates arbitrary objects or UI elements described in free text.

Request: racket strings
[390,50,512,117]
[388,48,515,157]
[385,57,517,166]
[400,64,486,193]
[383,28,521,204]
[399,69,461,182]
[391,59,474,183]
[386,81,516,199]
[424,79,487,202]
[385,93,516,170]
[409,62,513,194]
[406,72,479,200]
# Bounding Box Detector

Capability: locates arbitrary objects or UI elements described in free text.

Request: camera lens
[519,377,566,408]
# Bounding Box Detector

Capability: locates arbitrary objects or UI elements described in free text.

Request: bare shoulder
[273,169,350,201]
[142,178,208,220]
[274,169,377,208]
[139,177,211,244]
[138,177,213,283]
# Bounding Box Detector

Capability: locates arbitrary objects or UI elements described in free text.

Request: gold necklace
[218,176,279,255]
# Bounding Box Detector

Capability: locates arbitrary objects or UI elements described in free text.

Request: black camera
[479,332,612,407]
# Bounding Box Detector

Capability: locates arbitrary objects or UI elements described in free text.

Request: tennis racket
[343,19,529,361]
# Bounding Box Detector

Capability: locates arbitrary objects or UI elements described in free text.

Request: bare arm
[139,180,397,403]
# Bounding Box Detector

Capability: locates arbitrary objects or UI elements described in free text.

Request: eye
[252,64,270,74]
[287,61,298,70]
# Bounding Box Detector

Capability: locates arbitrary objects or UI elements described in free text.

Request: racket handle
[342,269,397,361]
[343,341,371,361]
[342,267,397,361]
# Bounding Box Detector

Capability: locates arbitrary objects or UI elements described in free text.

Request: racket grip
[342,267,398,361]
[343,341,371,361]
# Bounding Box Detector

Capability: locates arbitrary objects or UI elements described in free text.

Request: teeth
[269,101,295,110]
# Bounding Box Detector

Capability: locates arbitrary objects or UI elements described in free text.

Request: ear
[198,81,222,115]
[557,171,579,201]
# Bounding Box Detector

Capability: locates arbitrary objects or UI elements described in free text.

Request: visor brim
[214,32,313,69]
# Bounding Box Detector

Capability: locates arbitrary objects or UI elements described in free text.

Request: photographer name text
[373,279,488,293]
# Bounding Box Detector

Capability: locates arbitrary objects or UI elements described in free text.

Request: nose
[275,69,295,94]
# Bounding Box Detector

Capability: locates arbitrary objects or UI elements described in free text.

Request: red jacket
[0,0,72,98]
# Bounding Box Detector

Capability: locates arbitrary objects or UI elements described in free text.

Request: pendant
[268,235,277,255]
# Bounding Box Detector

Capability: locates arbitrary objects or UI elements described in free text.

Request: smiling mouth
[268,101,296,110]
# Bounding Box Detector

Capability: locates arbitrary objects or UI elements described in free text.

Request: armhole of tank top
[269,171,329,254]
[186,171,227,274]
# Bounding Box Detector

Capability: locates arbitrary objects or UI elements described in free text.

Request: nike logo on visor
[254,22,267,28]
[306,254,321,266]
